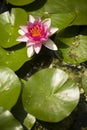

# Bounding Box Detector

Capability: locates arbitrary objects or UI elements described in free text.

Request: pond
[0,0,87,130]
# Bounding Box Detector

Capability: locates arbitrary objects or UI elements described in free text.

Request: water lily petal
[44,39,58,50]
[16,35,28,42]
[34,43,42,54]
[42,18,51,28]
[18,29,25,35]
[26,41,35,46]
[50,27,58,35]
[20,26,28,33]
[27,46,34,57]
[29,15,35,23]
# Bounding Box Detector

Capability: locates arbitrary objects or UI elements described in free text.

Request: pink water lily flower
[16,15,58,57]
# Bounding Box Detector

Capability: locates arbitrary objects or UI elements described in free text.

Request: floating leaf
[56,27,87,64]
[0,8,27,48]
[0,45,29,71]
[0,106,23,130]
[0,66,21,110]
[7,0,35,6]
[82,70,87,95]
[22,68,80,122]
[27,0,87,25]
[50,13,76,30]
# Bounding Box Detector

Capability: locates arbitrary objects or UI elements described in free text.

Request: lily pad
[22,68,80,122]
[82,70,87,95]
[50,13,76,30]
[0,106,23,130]
[7,0,35,6]
[56,27,87,64]
[26,0,87,26]
[0,8,28,48]
[0,66,21,110]
[0,45,29,71]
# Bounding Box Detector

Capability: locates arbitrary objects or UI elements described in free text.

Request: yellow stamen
[30,26,41,36]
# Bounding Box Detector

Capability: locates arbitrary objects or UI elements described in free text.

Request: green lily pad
[50,13,75,30]
[0,66,21,110]
[0,106,23,130]
[56,27,87,64]
[66,0,87,25]
[27,0,87,26]
[0,8,27,48]
[22,68,80,122]
[0,45,29,71]
[7,0,35,6]
[82,70,87,95]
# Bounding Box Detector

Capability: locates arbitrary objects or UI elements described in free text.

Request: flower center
[30,26,41,37]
